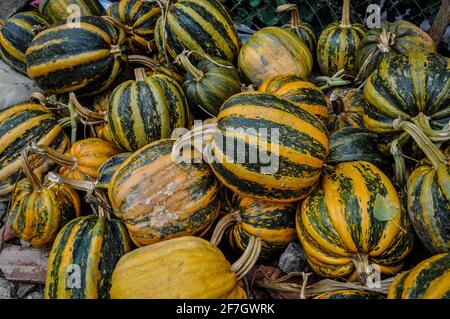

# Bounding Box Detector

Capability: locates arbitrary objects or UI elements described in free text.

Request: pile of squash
[0,0,448,299]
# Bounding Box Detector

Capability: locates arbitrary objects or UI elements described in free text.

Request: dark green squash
[108,68,189,151]
[177,51,241,117]
[316,0,366,76]
[96,152,132,190]
[39,0,105,23]
[327,127,385,168]
[314,289,384,299]
[363,52,450,155]
[26,16,127,96]
[356,20,436,81]
[0,12,50,74]
[107,0,161,54]
[45,214,132,299]
[154,0,241,63]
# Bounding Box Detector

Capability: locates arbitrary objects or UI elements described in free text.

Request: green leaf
[258,8,278,25]
[276,0,287,5]
[249,0,261,7]
[373,194,400,222]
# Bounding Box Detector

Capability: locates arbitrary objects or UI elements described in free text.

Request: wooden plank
[0,244,49,284]
[0,0,31,20]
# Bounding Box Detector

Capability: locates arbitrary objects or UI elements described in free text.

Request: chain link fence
[221,0,448,53]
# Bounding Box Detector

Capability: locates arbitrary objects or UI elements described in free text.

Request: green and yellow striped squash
[327,88,368,132]
[259,75,328,124]
[363,52,450,155]
[356,20,436,81]
[0,103,69,198]
[226,196,297,260]
[407,146,449,254]
[296,161,413,282]
[108,69,189,152]
[277,4,316,56]
[39,0,105,23]
[154,0,241,63]
[327,127,385,168]
[109,139,221,247]
[26,16,127,96]
[91,90,115,143]
[96,152,132,190]
[313,289,384,299]
[9,166,81,247]
[110,236,249,299]
[207,92,329,203]
[0,12,50,74]
[387,253,450,299]
[179,53,241,118]
[107,0,161,53]
[316,0,366,76]
[45,215,132,299]
[238,27,313,86]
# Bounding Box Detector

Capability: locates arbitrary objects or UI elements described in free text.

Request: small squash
[363,52,450,155]
[327,88,368,132]
[177,51,241,117]
[107,0,161,53]
[327,127,385,168]
[276,4,316,56]
[45,209,132,299]
[39,0,105,23]
[403,120,449,254]
[172,92,329,202]
[154,0,241,63]
[110,236,261,298]
[238,27,313,86]
[0,12,50,74]
[316,0,367,76]
[387,253,450,299]
[211,196,297,260]
[31,138,121,181]
[108,68,189,151]
[296,161,413,283]
[26,16,126,96]
[314,289,384,299]
[0,103,69,197]
[258,75,328,124]
[356,20,436,81]
[108,139,221,247]
[8,149,80,247]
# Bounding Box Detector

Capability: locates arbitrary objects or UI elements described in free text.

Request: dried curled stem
[210,210,241,246]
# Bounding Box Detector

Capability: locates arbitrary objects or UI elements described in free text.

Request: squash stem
[377,29,396,53]
[128,54,184,82]
[351,253,370,286]
[340,0,352,28]
[276,4,302,28]
[30,143,78,171]
[21,148,43,192]
[171,123,218,163]
[67,97,78,144]
[231,236,262,281]
[315,69,351,91]
[175,51,203,82]
[47,172,95,193]
[70,93,106,124]
[393,118,447,168]
[390,140,408,188]
[210,210,241,246]
[134,68,147,82]
[411,113,450,142]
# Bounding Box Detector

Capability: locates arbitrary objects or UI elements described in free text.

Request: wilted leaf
[373,194,400,221]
